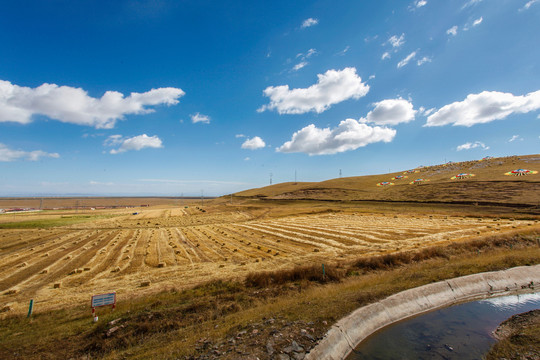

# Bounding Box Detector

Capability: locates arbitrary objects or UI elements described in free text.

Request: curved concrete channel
[305,264,540,360]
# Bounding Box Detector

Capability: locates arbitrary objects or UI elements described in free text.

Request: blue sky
[1,0,539,196]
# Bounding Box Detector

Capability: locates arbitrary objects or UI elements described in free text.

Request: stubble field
[1,201,536,315]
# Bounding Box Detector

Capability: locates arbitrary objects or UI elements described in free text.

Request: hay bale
[83,267,91,271]
[18,262,28,268]
[53,283,61,289]
[140,281,151,287]
[40,269,49,274]
[157,262,166,268]
[4,289,19,295]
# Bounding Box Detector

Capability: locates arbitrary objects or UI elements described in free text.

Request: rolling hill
[235,154,540,206]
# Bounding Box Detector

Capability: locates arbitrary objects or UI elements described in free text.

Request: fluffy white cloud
[364,99,416,125]
[447,26,458,36]
[0,80,184,129]
[107,134,163,154]
[397,51,417,68]
[301,18,318,28]
[258,67,369,114]
[456,141,489,151]
[508,135,523,142]
[381,52,391,60]
[191,112,210,124]
[415,0,427,7]
[425,90,540,127]
[387,34,405,48]
[417,56,431,66]
[0,143,59,162]
[235,134,246,138]
[241,136,266,150]
[277,119,396,155]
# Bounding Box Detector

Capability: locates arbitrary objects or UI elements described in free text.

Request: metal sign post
[91,292,116,322]
[27,299,34,318]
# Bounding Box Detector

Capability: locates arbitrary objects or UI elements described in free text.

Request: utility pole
[294,170,297,184]
[270,173,273,185]
[339,169,342,178]
[201,190,204,207]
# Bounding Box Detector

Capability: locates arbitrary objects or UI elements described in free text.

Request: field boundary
[305,264,540,360]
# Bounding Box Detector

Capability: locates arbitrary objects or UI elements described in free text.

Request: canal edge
[305,264,540,360]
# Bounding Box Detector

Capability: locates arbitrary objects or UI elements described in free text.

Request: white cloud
[0,80,184,129]
[508,135,523,142]
[456,141,489,151]
[381,52,391,60]
[364,99,416,125]
[292,49,317,71]
[244,157,251,161]
[292,62,308,71]
[241,136,266,150]
[296,48,317,59]
[387,34,405,48]
[369,75,376,80]
[415,0,428,7]
[107,134,163,154]
[337,46,350,56]
[191,112,210,124]
[301,18,318,28]
[235,134,246,138]
[397,51,417,68]
[277,119,396,155]
[447,26,458,36]
[0,143,59,162]
[472,17,483,26]
[418,106,435,116]
[520,0,539,10]
[462,0,482,10]
[89,180,114,186]
[425,90,540,127]
[258,67,369,114]
[417,56,432,66]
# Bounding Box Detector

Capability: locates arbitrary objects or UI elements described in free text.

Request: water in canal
[347,292,539,360]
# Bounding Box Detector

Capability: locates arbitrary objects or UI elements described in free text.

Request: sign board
[91,292,116,308]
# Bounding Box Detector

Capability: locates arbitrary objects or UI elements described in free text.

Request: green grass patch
[0,214,118,229]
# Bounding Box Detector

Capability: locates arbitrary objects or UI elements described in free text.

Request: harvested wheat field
[0,198,537,315]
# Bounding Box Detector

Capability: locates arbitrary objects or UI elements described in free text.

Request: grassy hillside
[235,154,540,206]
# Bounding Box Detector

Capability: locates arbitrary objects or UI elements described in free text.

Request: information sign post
[91,292,116,322]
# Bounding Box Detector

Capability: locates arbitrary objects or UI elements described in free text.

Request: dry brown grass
[0,229,537,360]
[234,154,540,206]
